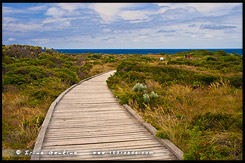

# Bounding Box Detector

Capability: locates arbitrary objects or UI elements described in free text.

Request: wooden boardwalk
[31,70,181,160]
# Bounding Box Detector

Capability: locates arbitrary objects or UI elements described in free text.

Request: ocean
[53,49,243,55]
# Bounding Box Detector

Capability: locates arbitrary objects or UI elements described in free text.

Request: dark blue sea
[54,49,243,55]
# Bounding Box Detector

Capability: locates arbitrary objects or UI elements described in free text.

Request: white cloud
[155,3,239,16]
[2,17,18,23]
[30,38,49,44]
[57,3,83,12]
[3,23,43,32]
[28,5,46,11]
[119,10,154,23]
[186,3,239,15]
[8,38,16,41]
[89,3,133,23]
[2,6,26,15]
[42,17,75,24]
[46,7,67,17]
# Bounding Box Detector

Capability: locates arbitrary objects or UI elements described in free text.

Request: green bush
[143,93,150,103]
[150,91,158,99]
[132,83,147,92]
[3,74,28,87]
[156,130,169,139]
[29,99,40,107]
[189,112,242,131]
[205,56,218,61]
[51,68,79,85]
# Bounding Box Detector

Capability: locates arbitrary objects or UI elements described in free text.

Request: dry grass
[145,79,162,91]
[2,91,45,159]
[90,63,116,75]
[127,78,242,154]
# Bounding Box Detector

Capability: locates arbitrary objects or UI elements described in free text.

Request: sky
[2,3,243,49]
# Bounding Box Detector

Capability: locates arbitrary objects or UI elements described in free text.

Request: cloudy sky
[2,3,243,49]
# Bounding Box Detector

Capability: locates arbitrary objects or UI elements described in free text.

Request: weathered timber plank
[41,139,163,150]
[47,122,142,129]
[48,120,138,126]
[53,109,125,113]
[45,127,147,136]
[45,131,153,139]
[43,136,153,147]
[43,131,150,140]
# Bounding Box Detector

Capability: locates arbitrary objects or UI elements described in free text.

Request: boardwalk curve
[31,70,182,160]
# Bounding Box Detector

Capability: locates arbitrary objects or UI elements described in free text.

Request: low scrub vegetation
[2,44,124,160]
[2,45,242,160]
[107,50,242,160]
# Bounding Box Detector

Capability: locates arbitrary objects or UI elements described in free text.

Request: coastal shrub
[140,56,154,62]
[150,91,158,99]
[143,93,150,103]
[192,81,202,89]
[214,50,228,56]
[102,56,116,63]
[189,112,242,131]
[117,61,136,72]
[106,52,242,161]
[3,74,28,87]
[51,68,79,85]
[29,99,40,107]
[205,56,218,61]
[222,56,238,62]
[184,130,242,160]
[132,83,147,92]
[156,130,169,139]
[87,54,101,60]
[27,78,66,101]
[77,63,93,79]
[3,66,49,88]
[228,76,243,88]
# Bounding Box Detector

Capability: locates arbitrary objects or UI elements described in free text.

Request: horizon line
[53,48,243,50]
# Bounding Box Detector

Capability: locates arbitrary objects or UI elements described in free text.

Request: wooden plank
[55,103,119,107]
[54,106,122,111]
[49,117,136,123]
[45,125,146,135]
[53,109,125,113]
[46,126,146,134]
[42,136,153,147]
[45,131,153,140]
[41,139,163,150]
[52,111,127,116]
[45,127,147,136]
[58,101,118,104]
[47,122,142,129]
[43,134,154,144]
[49,117,136,124]
[49,117,137,124]
[45,131,152,139]
[50,115,133,119]
[48,119,138,126]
